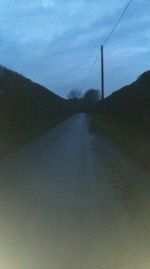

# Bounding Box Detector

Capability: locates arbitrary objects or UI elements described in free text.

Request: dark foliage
[67,88,100,113]
[99,70,150,123]
[0,66,71,129]
[82,89,100,112]
[0,66,72,155]
[67,89,82,113]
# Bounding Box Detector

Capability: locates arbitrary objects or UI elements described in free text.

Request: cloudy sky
[0,0,149,97]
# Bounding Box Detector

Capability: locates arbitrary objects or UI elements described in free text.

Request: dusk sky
[0,0,149,98]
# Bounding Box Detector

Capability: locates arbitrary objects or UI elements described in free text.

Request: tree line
[67,88,100,113]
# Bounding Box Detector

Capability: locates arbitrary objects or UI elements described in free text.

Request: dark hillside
[93,70,150,170]
[103,70,150,122]
[0,66,71,156]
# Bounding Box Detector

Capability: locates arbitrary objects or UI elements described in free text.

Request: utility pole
[101,45,104,116]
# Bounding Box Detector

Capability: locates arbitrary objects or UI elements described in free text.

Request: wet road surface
[0,114,149,269]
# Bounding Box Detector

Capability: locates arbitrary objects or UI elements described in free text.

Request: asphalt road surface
[0,114,149,269]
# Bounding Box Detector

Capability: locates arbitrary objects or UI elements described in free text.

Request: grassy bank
[0,113,72,159]
[91,114,150,172]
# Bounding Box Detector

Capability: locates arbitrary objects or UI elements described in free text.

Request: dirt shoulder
[90,114,150,171]
[90,114,150,227]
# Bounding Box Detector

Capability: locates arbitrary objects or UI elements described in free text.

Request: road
[0,114,149,269]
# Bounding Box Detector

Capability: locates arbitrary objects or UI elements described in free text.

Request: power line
[103,0,133,46]
[81,53,99,90]
[81,0,133,90]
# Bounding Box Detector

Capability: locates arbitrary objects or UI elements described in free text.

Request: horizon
[1,64,149,100]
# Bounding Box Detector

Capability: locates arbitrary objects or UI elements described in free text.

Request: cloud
[0,0,149,97]
[41,0,55,8]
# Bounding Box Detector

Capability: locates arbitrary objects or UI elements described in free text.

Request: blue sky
[0,0,149,97]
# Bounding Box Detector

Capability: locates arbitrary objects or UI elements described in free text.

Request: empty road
[0,114,149,269]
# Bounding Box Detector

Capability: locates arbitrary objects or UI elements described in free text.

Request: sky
[0,0,149,98]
